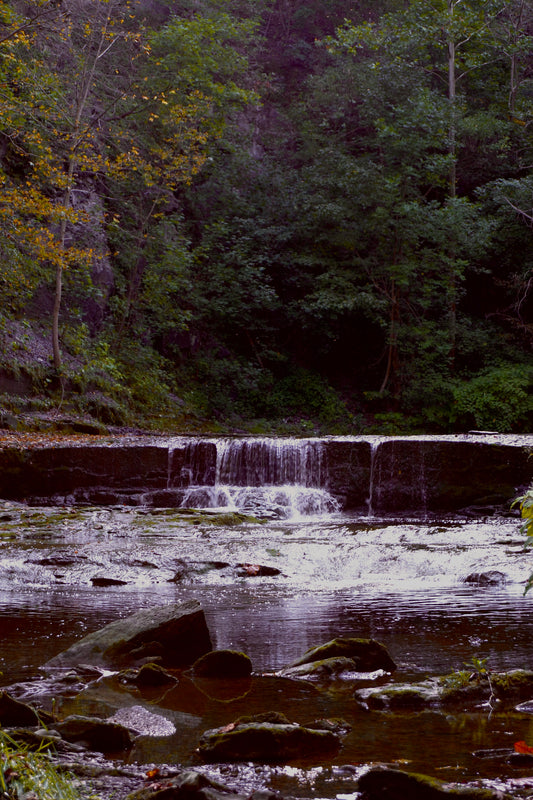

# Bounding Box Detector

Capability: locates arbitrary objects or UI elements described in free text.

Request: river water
[1,498,533,797]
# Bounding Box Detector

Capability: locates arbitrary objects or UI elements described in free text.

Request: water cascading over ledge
[0,434,531,515]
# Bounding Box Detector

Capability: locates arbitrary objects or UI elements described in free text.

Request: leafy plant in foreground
[514,484,533,594]
[0,731,90,800]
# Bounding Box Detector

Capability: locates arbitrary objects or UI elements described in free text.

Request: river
[1,498,533,798]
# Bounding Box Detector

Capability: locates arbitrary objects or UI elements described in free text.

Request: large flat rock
[43,599,212,671]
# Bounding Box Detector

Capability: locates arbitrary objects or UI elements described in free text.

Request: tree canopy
[0,0,532,433]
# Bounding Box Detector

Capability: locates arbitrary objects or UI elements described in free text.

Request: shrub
[452,365,533,432]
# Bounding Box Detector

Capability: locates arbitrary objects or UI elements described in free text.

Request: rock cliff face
[0,435,531,514]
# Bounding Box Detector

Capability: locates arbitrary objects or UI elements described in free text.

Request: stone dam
[0,434,532,514]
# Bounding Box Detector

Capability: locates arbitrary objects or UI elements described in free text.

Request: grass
[0,731,95,800]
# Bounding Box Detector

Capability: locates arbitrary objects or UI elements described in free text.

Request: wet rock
[0,691,41,726]
[490,670,533,703]
[43,599,212,671]
[356,680,440,710]
[280,656,363,682]
[369,438,532,514]
[6,727,69,752]
[54,714,133,752]
[516,699,533,713]
[120,663,179,687]
[357,766,513,799]
[191,650,253,679]
[126,769,267,800]
[288,637,396,673]
[168,560,231,582]
[464,571,507,586]
[356,670,533,710]
[91,575,129,586]
[236,563,281,577]
[0,444,170,501]
[305,717,351,735]
[142,489,186,507]
[198,720,340,762]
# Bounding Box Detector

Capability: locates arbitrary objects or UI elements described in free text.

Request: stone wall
[0,435,531,513]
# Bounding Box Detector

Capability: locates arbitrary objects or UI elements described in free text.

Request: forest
[0,0,532,434]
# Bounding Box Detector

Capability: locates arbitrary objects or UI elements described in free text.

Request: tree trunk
[447,0,457,368]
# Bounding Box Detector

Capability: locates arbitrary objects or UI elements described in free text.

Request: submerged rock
[198,720,340,762]
[191,649,253,679]
[43,599,212,671]
[356,681,439,710]
[358,766,513,799]
[288,637,396,673]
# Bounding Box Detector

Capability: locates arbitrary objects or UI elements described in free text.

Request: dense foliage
[0,0,532,432]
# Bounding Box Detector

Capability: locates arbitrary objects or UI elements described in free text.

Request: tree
[317,0,530,401]
[0,0,258,388]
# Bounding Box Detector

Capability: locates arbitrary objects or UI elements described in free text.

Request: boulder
[358,766,513,799]
[191,650,253,679]
[0,692,41,726]
[54,714,133,752]
[198,720,340,762]
[43,600,212,671]
[288,638,396,673]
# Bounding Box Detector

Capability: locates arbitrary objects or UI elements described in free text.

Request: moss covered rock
[288,637,396,673]
[54,714,133,752]
[358,766,513,799]
[191,649,253,679]
[43,599,212,671]
[281,656,364,682]
[356,669,533,711]
[198,720,340,762]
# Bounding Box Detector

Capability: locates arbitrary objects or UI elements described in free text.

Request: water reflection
[1,581,532,683]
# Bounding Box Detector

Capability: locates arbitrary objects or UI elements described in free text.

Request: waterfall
[217,438,326,487]
[367,440,379,517]
[177,438,340,519]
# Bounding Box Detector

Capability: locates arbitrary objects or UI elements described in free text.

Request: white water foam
[178,437,340,518]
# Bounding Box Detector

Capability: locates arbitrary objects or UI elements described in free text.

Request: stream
[1,497,533,798]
